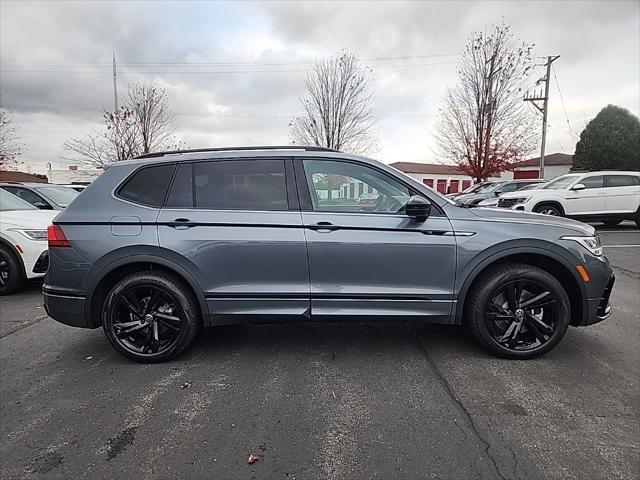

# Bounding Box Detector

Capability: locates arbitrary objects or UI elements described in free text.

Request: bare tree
[0,109,23,171]
[435,24,539,181]
[64,82,181,166]
[290,51,377,155]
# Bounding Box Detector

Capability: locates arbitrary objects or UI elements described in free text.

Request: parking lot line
[603,244,640,248]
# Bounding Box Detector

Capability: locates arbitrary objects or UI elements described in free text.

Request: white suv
[0,189,58,294]
[497,171,640,227]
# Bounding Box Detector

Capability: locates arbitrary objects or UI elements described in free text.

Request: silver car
[44,146,615,363]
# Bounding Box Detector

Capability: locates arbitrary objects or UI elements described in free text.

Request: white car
[497,171,640,227]
[0,189,58,294]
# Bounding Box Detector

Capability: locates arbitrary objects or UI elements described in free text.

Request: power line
[552,65,578,139]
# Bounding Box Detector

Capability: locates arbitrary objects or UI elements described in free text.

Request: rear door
[157,158,310,320]
[296,158,456,321]
[564,175,606,215]
[604,174,640,213]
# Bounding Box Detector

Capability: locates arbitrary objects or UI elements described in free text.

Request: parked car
[45,146,614,363]
[0,189,58,295]
[457,179,546,206]
[478,180,548,207]
[446,181,494,200]
[497,171,640,226]
[0,182,80,210]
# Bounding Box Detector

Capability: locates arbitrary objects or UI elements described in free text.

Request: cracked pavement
[1,225,638,479]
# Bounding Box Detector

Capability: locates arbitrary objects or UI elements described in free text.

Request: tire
[602,219,622,226]
[533,203,563,216]
[102,271,201,363]
[0,246,25,296]
[465,262,570,359]
[635,209,640,228]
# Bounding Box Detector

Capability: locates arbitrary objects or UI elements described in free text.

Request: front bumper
[582,273,615,326]
[43,287,89,328]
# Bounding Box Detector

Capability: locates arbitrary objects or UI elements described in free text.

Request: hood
[0,210,59,229]
[468,207,595,235]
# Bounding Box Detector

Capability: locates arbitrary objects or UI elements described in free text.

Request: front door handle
[169,218,197,229]
[308,221,338,232]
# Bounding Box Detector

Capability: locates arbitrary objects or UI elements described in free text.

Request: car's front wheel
[465,263,570,359]
[533,204,563,216]
[602,219,622,226]
[0,246,24,296]
[102,271,201,363]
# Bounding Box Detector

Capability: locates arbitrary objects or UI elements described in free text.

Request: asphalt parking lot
[0,224,638,480]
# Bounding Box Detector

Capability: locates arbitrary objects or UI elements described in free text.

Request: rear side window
[606,175,636,187]
[194,159,288,210]
[580,175,603,189]
[118,164,175,207]
[166,163,193,208]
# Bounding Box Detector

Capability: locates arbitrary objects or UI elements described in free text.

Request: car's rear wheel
[0,246,24,296]
[465,263,570,359]
[533,204,563,216]
[102,271,201,363]
[602,219,622,226]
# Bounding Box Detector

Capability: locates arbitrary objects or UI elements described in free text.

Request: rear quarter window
[117,164,175,207]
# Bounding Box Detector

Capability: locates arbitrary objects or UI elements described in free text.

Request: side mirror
[494,190,502,197]
[406,195,431,221]
[571,183,586,191]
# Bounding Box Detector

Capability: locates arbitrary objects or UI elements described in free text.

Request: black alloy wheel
[485,280,559,351]
[102,272,200,362]
[0,247,24,295]
[465,263,570,359]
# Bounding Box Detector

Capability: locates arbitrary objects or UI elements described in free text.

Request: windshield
[541,175,579,190]
[0,189,38,211]
[34,186,79,207]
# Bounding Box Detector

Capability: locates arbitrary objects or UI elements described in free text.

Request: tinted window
[606,175,636,187]
[581,176,604,189]
[0,189,37,211]
[2,186,47,207]
[303,159,410,214]
[166,163,193,208]
[497,182,519,193]
[194,159,288,210]
[118,164,175,207]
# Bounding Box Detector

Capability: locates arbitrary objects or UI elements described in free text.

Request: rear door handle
[169,218,197,229]
[308,221,339,232]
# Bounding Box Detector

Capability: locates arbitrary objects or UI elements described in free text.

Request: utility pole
[112,52,119,111]
[524,55,560,179]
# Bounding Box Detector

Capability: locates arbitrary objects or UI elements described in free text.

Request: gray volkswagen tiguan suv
[44,146,615,363]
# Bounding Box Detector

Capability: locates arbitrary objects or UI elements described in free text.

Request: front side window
[497,182,519,193]
[194,159,288,211]
[303,159,410,214]
[118,164,175,207]
[606,175,636,187]
[580,175,604,189]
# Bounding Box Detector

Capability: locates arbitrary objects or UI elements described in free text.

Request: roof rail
[136,145,339,159]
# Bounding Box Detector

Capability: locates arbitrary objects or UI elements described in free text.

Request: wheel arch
[532,200,565,215]
[85,254,210,328]
[455,246,587,327]
[0,237,26,279]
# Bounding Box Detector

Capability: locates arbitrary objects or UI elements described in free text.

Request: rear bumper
[43,287,90,328]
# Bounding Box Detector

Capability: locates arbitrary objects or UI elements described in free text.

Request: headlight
[8,229,48,241]
[561,235,603,256]
[511,196,531,204]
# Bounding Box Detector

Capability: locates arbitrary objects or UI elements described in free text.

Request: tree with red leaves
[435,24,539,181]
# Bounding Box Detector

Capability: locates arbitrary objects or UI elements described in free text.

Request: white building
[44,166,104,185]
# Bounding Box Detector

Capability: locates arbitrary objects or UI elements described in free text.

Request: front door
[157,158,310,320]
[564,175,606,215]
[296,158,457,321]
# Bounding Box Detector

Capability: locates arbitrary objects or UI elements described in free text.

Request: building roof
[515,153,573,168]
[389,162,463,175]
[0,170,48,183]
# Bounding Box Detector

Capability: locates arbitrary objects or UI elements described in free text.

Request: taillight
[47,225,70,248]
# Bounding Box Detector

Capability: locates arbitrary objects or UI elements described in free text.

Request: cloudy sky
[1,0,638,172]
